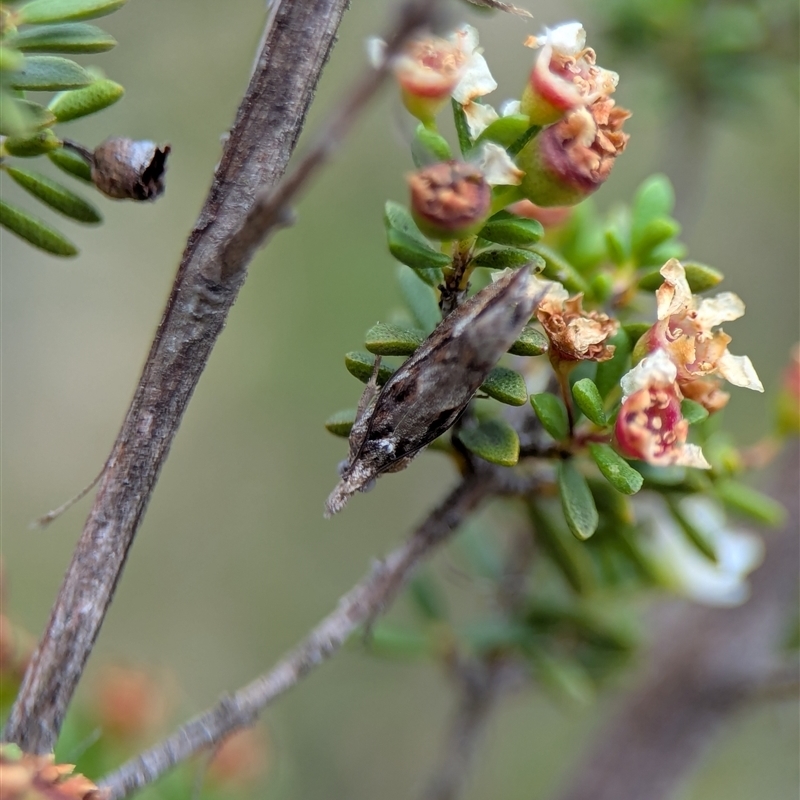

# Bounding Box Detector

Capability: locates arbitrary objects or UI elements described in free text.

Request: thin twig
[100,466,539,800]
[4,0,443,753]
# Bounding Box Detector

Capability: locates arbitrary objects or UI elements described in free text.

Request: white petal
[450,24,480,55]
[534,22,586,55]
[620,349,677,398]
[656,259,693,320]
[452,52,497,104]
[672,443,711,470]
[716,351,764,392]
[366,37,387,69]
[500,99,521,117]
[695,292,746,329]
[474,141,523,185]
[463,102,499,139]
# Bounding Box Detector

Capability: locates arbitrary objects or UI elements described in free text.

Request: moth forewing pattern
[325,266,540,517]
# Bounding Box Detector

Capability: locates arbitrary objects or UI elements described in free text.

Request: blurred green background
[1,0,797,797]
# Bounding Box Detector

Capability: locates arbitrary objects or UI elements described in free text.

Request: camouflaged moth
[325,265,540,517]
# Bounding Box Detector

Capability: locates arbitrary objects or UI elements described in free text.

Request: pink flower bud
[408,161,491,240]
[516,98,630,207]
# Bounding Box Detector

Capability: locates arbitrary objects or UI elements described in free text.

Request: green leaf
[508,325,548,357]
[411,123,452,166]
[0,98,55,135]
[6,166,101,223]
[530,243,589,294]
[506,123,542,157]
[0,198,77,256]
[716,480,786,527]
[558,460,599,540]
[324,408,356,437]
[11,22,117,53]
[604,224,628,265]
[366,623,431,658]
[528,650,595,705]
[529,502,594,593]
[622,322,651,345]
[364,322,423,356]
[680,398,709,426]
[461,619,532,654]
[17,0,128,24]
[572,379,606,426]
[664,496,717,562]
[458,417,520,466]
[48,78,123,121]
[478,216,543,247]
[408,573,447,621]
[632,218,681,263]
[344,351,395,385]
[471,247,541,271]
[595,329,632,399]
[631,174,674,247]
[48,146,92,181]
[638,261,724,293]
[387,227,450,273]
[384,200,426,242]
[3,127,60,156]
[480,366,527,406]
[588,444,643,496]
[0,46,25,72]
[451,97,472,156]
[9,55,92,90]
[473,113,529,149]
[531,392,569,441]
[398,266,441,333]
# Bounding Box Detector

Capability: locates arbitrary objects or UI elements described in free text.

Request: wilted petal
[500,99,522,116]
[656,258,693,320]
[672,443,711,469]
[475,141,524,185]
[452,51,497,105]
[695,292,746,329]
[716,351,764,392]
[528,22,586,55]
[463,101,499,138]
[620,349,677,399]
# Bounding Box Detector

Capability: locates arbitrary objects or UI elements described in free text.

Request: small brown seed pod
[91,137,170,201]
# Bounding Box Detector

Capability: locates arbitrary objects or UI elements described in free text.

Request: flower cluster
[615,260,763,468]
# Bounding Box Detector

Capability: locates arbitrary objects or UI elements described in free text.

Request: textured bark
[3,0,352,753]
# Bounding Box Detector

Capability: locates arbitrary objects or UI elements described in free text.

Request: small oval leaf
[365,322,423,356]
[474,113,530,149]
[558,460,599,540]
[531,392,569,441]
[680,398,709,426]
[387,227,451,272]
[0,97,55,135]
[458,418,520,467]
[716,480,786,527]
[398,266,441,333]
[411,123,452,166]
[324,409,356,437]
[595,329,632,399]
[572,378,606,426]
[48,146,93,181]
[6,166,101,222]
[11,22,117,53]
[344,351,395,385]
[508,324,548,356]
[478,216,543,247]
[0,198,77,256]
[48,78,123,121]
[472,247,541,271]
[632,218,681,262]
[588,443,643,496]
[9,55,92,90]
[3,127,60,156]
[638,262,724,293]
[17,0,128,24]
[0,46,24,72]
[480,366,527,406]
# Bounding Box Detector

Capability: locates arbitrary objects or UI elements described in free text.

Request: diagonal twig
[99,465,540,800]
[3,0,444,753]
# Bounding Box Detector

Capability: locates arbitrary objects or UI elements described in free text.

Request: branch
[99,466,537,800]
[554,442,800,800]
[4,0,444,753]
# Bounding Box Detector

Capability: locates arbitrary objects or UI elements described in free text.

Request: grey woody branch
[4,0,444,754]
[554,443,800,800]
[99,466,540,800]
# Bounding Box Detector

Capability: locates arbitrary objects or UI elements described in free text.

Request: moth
[325,265,540,517]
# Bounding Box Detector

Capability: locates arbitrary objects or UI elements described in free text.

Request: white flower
[526,22,587,55]
[643,496,764,607]
[473,142,523,186]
